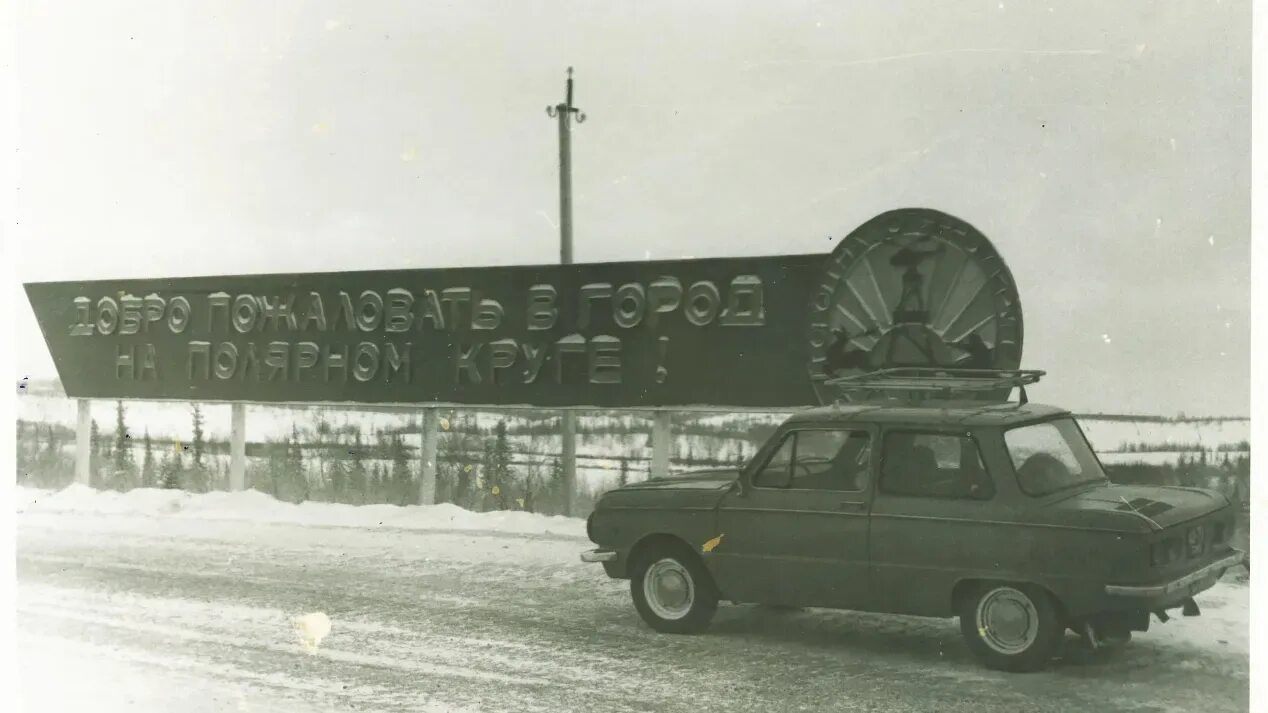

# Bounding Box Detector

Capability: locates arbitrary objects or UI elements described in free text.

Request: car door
[711,424,876,608]
[868,428,1000,616]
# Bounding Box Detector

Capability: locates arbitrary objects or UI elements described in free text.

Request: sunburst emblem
[807,209,1024,404]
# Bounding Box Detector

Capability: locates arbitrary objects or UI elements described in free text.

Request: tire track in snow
[17,512,1250,713]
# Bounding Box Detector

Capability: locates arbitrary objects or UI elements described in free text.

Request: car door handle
[839,501,867,512]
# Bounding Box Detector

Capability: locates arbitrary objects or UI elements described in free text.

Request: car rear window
[1004,418,1108,496]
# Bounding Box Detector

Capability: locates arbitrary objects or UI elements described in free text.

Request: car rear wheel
[959,583,1063,672]
[630,545,719,634]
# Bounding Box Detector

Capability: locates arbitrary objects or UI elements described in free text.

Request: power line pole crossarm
[546,67,585,516]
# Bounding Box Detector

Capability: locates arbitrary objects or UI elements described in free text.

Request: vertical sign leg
[229,403,246,491]
[419,407,438,506]
[651,410,671,480]
[561,412,577,516]
[75,399,91,486]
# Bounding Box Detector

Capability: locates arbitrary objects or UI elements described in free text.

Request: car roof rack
[824,367,1046,406]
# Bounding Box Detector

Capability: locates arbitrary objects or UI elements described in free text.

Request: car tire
[959,583,1063,672]
[630,543,719,634]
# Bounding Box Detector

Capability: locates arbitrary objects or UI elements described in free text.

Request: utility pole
[547,67,585,515]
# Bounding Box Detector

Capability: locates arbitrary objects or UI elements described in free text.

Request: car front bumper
[1104,550,1245,598]
[580,549,617,563]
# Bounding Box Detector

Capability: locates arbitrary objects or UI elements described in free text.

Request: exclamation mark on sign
[656,336,669,383]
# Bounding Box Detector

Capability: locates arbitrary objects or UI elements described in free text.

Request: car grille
[1150,512,1233,567]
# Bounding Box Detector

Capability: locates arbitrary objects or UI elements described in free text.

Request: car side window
[754,435,795,488]
[879,431,994,500]
[753,429,870,492]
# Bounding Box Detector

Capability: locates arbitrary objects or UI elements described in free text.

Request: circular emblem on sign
[807,208,1024,404]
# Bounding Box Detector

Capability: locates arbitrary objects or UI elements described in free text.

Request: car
[581,369,1246,672]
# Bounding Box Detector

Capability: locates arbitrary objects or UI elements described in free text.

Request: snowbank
[15,485,587,539]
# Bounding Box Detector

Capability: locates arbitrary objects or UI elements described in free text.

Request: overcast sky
[11,0,1250,416]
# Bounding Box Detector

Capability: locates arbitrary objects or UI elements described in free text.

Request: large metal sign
[25,208,1024,408]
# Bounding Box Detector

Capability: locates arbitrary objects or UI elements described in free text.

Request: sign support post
[75,399,91,485]
[651,410,671,480]
[419,407,438,505]
[229,403,246,491]
[548,67,585,515]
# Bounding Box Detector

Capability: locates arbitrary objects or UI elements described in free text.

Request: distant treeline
[14,405,697,515]
[1105,451,1251,512]
[1074,413,1250,424]
[14,402,1252,518]
[1112,440,1251,454]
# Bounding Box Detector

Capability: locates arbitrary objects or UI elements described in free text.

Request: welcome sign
[26,209,1024,408]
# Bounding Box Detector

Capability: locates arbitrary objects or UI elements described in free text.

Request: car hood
[616,468,739,492]
[1052,483,1228,531]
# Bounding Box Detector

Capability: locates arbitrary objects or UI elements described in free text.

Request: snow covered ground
[16,485,585,538]
[15,486,1251,713]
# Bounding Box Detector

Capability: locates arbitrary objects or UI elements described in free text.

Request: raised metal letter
[554,334,586,383]
[577,283,612,329]
[684,281,721,327]
[646,277,682,329]
[263,341,289,381]
[521,342,547,383]
[613,283,646,329]
[356,290,384,332]
[139,344,159,380]
[261,294,298,331]
[720,275,766,327]
[214,342,240,380]
[472,297,504,331]
[526,284,558,331]
[323,345,348,382]
[119,294,143,335]
[440,288,472,330]
[187,341,211,380]
[383,342,411,383]
[454,343,482,384]
[96,296,119,335]
[294,341,320,379]
[488,338,518,384]
[385,288,414,333]
[166,296,192,334]
[587,335,622,384]
[231,294,259,333]
[207,292,230,332]
[69,296,94,336]
[143,293,166,333]
[417,289,446,330]
[115,345,134,379]
[302,292,328,331]
[334,291,357,330]
[353,342,380,382]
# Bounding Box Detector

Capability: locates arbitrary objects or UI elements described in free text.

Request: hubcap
[976,587,1040,655]
[643,558,695,620]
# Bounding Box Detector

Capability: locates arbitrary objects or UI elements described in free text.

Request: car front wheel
[630,545,719,634]
[959,583,1063,672]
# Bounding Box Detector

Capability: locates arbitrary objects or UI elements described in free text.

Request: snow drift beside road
[15,484,588,538]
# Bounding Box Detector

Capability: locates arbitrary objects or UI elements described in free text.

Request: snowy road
[17,508,1249,713]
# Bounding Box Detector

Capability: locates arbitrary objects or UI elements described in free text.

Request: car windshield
[1004,418,1108,496]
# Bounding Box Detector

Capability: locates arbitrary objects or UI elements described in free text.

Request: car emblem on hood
[1187,526,1204,554]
